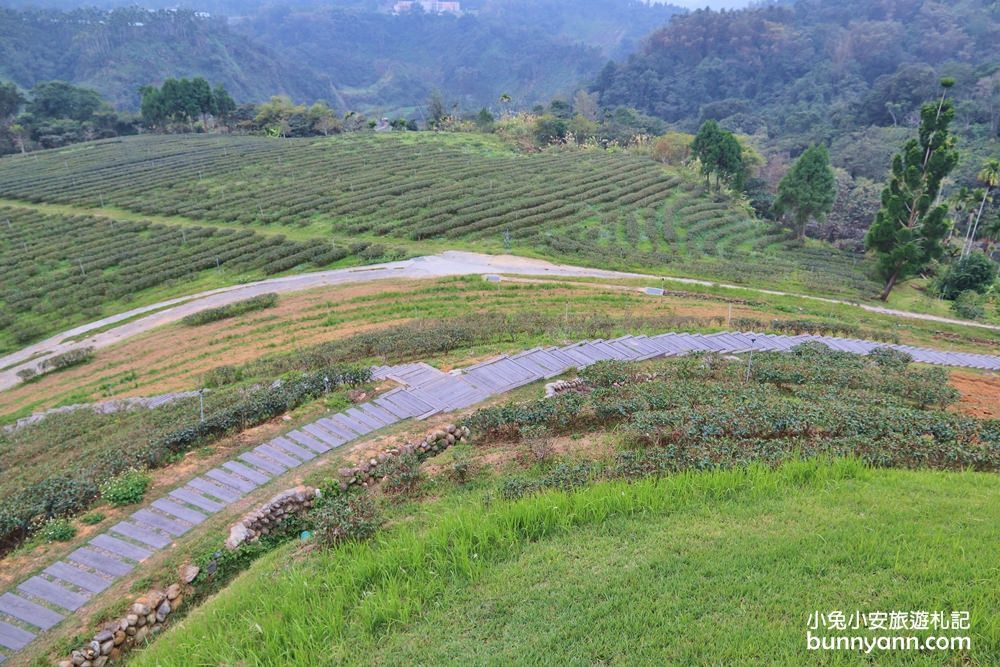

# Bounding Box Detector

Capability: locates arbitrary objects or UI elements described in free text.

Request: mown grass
[132,460,999,666]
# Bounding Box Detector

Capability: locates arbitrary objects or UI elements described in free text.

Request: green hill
[0,133,879,348]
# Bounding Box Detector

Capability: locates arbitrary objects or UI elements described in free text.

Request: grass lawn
[132,461,999,666]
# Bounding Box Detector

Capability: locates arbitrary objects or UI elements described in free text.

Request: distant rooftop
[392,1,461,16]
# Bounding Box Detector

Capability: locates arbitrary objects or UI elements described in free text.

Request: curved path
[2,251,998,393]
[2,331,1000,662]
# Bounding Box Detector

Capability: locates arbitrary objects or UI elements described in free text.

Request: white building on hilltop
[392,1,461,15]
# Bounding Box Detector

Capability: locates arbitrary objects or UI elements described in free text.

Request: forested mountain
[593,0,1000,150]
[0,1,681,114]
[0,8,332,110]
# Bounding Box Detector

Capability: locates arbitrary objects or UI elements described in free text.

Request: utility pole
[745,336,756,383]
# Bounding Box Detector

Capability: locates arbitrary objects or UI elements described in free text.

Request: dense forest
[0,1,680,115]
[593,0,1000,149]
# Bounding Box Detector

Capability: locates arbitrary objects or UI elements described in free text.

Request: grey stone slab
[43,563,110,595]
[188,477,243,503]
[206,468,259,493]
[300,422,344,446]
[109,521,171,549]
[372,396,411,419]
[0,592,63,630]
[89,534,152,563]
[269,437,316,461]
[255,444,301,469]
[170,486,226,513]
[17,576,89,612]
[0,620,34,651]
[239,451,287,475]
[509,352,555,378]
[152,498,208,525]
[133,509,190,537]
[68,547,133,578]
[286,430,332,453]
[384,390,436,416]
[329,413,371,437]
[347,407,385,430]
[358,403,398,427]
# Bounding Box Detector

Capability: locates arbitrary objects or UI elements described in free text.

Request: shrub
[934,253,997,300]
[16,368,37,383]
[181,293,279,326]
[377,452,425,495]
[310,493,382,546]
[203,364,243,388]
[100,470,151,507]
[81,512,106,525]
[950,290,986,320]
[867,347,912,370]
[40,518,76,542]
[41,347,95,372]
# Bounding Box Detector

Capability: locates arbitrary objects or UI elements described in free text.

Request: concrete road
[1,251,997,393]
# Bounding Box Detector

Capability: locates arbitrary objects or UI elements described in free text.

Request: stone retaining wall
[225,486,320,550]
[57,582,187,667]
[337,424,470,490]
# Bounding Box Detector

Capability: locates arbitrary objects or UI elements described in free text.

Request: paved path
[2,251,998,393]
[2,330,1000,662]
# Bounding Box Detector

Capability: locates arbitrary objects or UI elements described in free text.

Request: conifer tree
[865,81,959,301]
[773,144,836,240]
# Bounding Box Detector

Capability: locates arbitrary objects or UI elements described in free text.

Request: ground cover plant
[0,364,370,555]
[130,460,999,666]
[0,133,879,304]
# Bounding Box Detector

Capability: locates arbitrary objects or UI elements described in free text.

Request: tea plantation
[0,135,879,328]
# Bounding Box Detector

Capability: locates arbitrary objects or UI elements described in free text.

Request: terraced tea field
[0,133,884,352]
[0,134,879,288]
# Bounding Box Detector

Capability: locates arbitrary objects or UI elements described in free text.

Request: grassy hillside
[0,134,880,347]
[131,462,999,666]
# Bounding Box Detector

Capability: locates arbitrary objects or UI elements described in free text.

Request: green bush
[100,470,151,507]
[310,492,382,546]
[40,518,76,542]
[181,293,279,326]
[934,253,997,300]
[41,347,95,372]
[867,347,912,370]
[376,452,425,495]
[950,290,986,320]
[81,512,106,525]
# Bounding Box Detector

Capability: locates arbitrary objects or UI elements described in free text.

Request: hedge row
[0,364,370,555]
[181,293,279,326]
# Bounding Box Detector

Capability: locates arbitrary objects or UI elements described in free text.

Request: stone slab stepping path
[2,331,999,661]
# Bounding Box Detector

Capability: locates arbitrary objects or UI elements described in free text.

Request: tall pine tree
[773,144,836,241]
[865,81,959,301]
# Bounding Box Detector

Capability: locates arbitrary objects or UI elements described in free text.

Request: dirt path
[2,251,997,393]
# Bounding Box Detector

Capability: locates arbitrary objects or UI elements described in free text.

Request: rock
[134,626,148,643]
[147,612,156,625]
[71,654,85,667]
[447,424,457,434]
[125,614,139,626]
[110,647,122,660]
[58,660,73,667]
[119,618,130,631]
[113,630,126,645]
[148,590,165,608]
[131,602,150,616]
[226,523,251,549]
[89,640,101,654]
[135,614,146,627]
[156,600,171,622]
[166,583,181,600]
[100,639,114,655]
[94,658,109,667]
[93,630,114,643]
[125,626,137,637]
[180,564,200,583]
